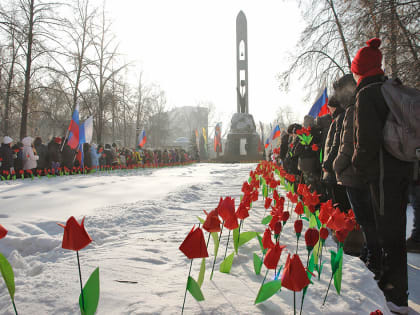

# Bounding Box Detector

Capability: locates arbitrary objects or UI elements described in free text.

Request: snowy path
[0,163,419,314]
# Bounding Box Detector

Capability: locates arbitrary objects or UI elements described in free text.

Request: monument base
[224,113,261,162]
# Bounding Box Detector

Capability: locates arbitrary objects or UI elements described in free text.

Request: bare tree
[18,0,63,139]
[85,3,127,143]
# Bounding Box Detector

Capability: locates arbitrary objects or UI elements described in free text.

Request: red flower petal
[179,226,209,259]
[281,254,310,291]
[58,216,92,251]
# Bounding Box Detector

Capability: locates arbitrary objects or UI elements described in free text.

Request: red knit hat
[351,38,383,76]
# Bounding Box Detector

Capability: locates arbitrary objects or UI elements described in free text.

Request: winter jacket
[48,141,61,164]
[279,133,289,162]
[35,143,48,169]
[62,144,75,169]
[0,143,14,171]
[22,137,39,170]
[90,144,101,168]
[322,107,345,183]
[315,114,332,158]
[333,104,364,188]
[104,149,113,166]
[352,75,411,181]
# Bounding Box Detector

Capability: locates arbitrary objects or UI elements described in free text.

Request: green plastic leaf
[316,261,325,280]
[304,205,311,220]
[302,216,309,222]
[254,280,282,304]
[197,258,206,287]
[211,232,219,256]
[280,177,285,186]
[302,253,316,298]
[187,276,205,301]
[256,233,268,254]
[330,246,343,276]
[0,253,15,300]
[238,232,257,247]
[315,211,322,229]
[334,255,343,295]
[312,240,321,267]
[233,228,240,254]
[197,216,205,224]
[309,214,317,228]
[261,215,272,225]
[253,253,263,275]
[219,252,235,274]
[79,267,100,315]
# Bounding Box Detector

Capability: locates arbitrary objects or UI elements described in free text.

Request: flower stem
[12,299,18,315]
[76,251,85,311]
[294,291,296,315]
[210,222,224,280]
[322,273,334,306]
[223,229,232,261]
[181,258,194,314]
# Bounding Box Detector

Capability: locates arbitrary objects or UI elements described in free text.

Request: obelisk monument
[225,11,259,161]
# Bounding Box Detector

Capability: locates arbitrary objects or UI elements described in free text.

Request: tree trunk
[20,0,35,139]
[327,0,352,69]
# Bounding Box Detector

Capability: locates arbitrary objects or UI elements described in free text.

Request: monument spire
[236,11,248,114]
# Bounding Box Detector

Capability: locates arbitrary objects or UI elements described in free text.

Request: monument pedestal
[224,113,260,162]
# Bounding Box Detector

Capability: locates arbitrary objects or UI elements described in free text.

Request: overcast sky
[98,0,309,130]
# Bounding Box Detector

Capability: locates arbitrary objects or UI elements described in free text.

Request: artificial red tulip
[294,202,304,216]
[281,254,310,291]
[274,221,282,236]
[320,227,329,240]
[264,197,272,209]
[218,197,235,222]
[305,228,319,251]
[202,209,221,233]
[294,220,303,237]
[263,242,286,269]
[262,228,275,249]
[236,202,250,220]
[335,229,349,244]
[0,224,7,239]
[58,216,92,251]
[281,211,290,223]
[179,226,209,259]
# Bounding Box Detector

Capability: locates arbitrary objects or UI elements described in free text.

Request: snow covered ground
[0,163,419,314]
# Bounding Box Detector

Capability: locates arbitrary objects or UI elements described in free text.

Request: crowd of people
[269,38,418,314]
[0,135,194,177]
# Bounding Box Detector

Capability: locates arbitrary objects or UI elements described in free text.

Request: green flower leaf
[219,252,235,274]
[0,253,15,301]
[187,276,205,301]
[254,280,282,304]
[79,267,100,315]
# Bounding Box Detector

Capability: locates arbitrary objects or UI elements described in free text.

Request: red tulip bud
[305,228,319,251]
[320,227,329,240]
[274,221,282,235]
[281,211,290,222]
[294,220,303,235]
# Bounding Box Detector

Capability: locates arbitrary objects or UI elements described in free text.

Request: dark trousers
[369,177,409,305]
[325,183,351,212]
[346,186,380,259]
[408,182,420,241]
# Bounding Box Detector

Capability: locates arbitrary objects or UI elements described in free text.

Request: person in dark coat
[322,96,350,211]
[332,74,380,271]
[352,38,411,312]
[279,131,289,163]
[294,116,323,194]
[104,144,113,167]
[283,123,301,176]
[34,137,48,171]
[12,142,23,174]
[82,143,92,169]
[48,137,62,172]
[0,136,14,173]
[62,142,75,170]
[314,113,332,158]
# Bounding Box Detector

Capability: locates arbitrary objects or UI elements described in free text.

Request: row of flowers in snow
[0,161,196,181]
[178,161,383,314]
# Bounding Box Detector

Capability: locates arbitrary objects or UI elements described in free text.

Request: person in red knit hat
[351,38,412,314]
